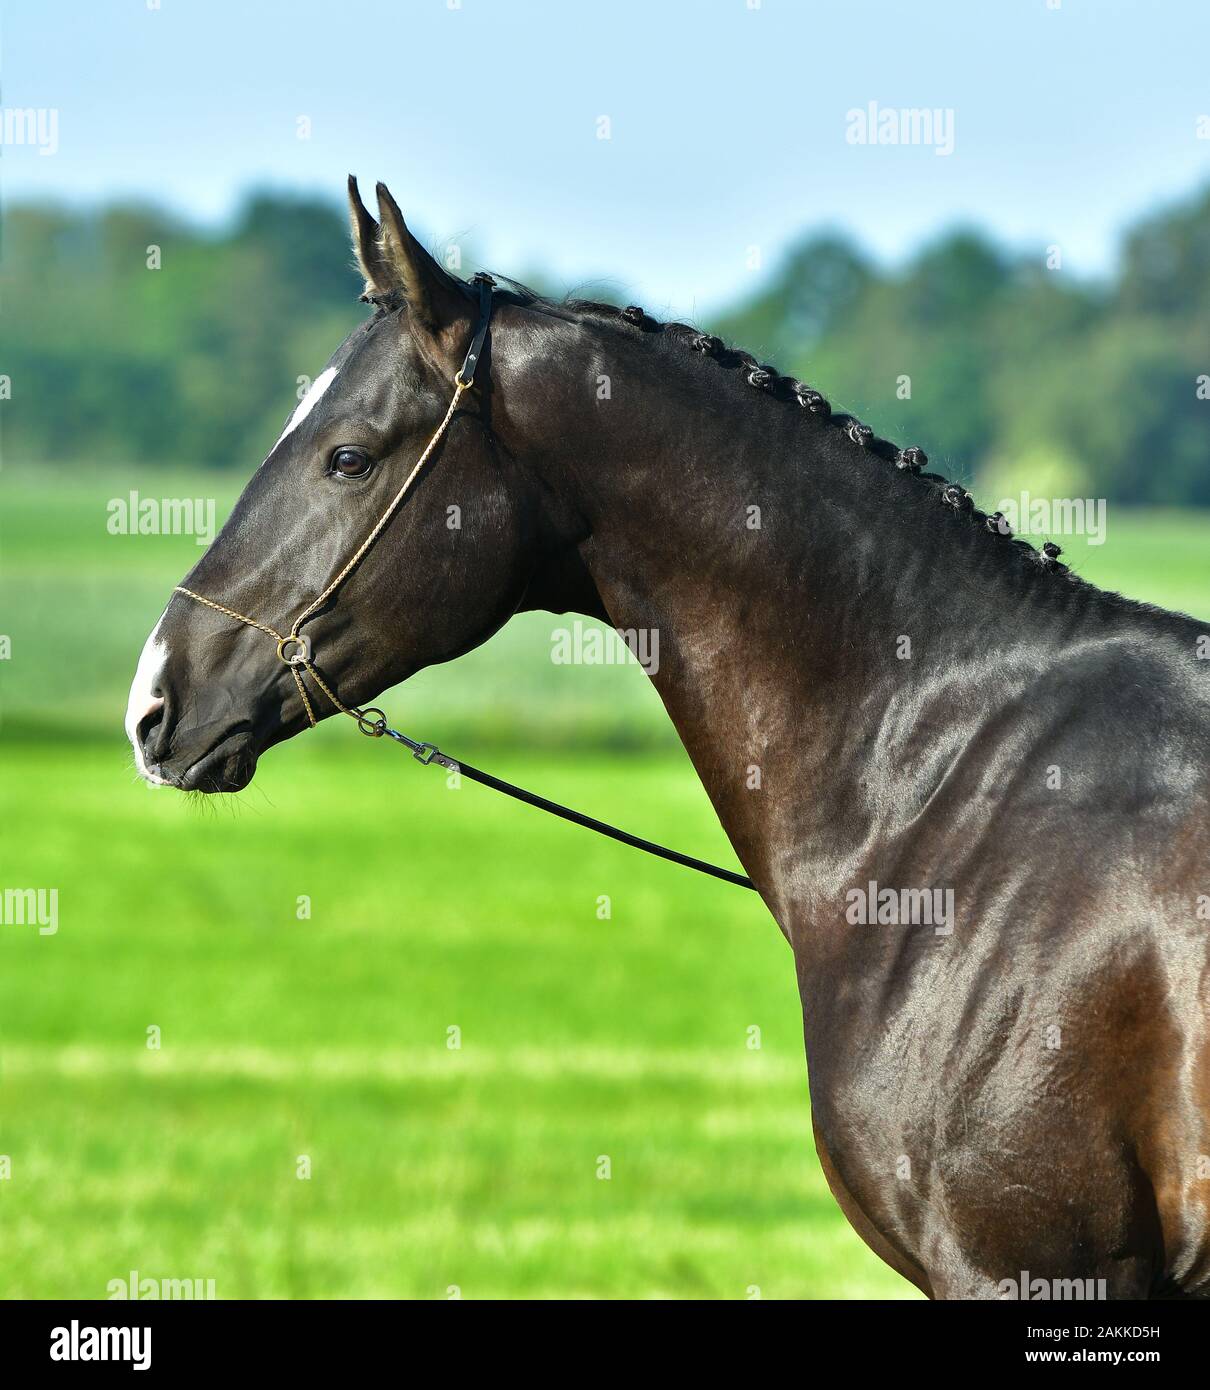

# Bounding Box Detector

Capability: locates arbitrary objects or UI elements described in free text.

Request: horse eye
[330,446,374,480]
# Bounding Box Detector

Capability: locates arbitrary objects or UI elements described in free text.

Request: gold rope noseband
[173,273,495,737]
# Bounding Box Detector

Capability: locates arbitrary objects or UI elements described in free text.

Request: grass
[0,737,909,1299]
[0,468,1206,1299]
[1072,508,1210,622]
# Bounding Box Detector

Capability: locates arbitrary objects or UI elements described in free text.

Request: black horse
[127,178,1210,1299]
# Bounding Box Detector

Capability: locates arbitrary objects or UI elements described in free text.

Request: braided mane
[492,281,1072,579]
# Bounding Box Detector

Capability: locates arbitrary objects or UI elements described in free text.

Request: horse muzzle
[130,691,259,793]
[138,722,258,789]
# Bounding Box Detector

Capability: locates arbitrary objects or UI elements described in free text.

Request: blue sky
[3,0,1209,315]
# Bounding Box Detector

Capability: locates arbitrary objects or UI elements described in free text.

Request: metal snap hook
[276,634,311,666]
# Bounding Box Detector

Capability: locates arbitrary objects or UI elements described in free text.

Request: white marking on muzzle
[270,365,339,454]
[126,609,170,786]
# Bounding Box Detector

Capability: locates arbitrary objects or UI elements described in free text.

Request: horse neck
[495,309,1095,930]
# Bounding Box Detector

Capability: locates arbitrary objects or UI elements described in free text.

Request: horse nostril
[136,701,166,755]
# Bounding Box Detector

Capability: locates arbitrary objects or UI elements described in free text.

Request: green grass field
[0,739,905,1299]
[0,470,1206,1298]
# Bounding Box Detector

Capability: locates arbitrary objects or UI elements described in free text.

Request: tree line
[4,183,1210,505]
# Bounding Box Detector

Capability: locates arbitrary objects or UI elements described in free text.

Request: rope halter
[172,273,496,737]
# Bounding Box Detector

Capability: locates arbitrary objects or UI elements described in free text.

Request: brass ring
[276,634,311,666]
[356,707,386,737]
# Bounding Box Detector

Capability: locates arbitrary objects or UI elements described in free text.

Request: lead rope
[172,274,756,893]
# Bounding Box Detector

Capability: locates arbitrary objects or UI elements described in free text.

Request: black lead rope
[374,720,757,890]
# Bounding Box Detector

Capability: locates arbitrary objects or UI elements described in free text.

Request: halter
[174,271,498,736]
[170,271,755,892]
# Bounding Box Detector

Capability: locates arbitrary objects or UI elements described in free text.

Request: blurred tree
[714,231,873,364]
[2,182,1208,505]
[1118,185,1210,320]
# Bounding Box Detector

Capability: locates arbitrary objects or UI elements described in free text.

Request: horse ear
[374,181,469,330]
[347,175,392,298]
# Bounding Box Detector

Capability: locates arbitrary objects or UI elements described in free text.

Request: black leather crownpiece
[457,272,496,387]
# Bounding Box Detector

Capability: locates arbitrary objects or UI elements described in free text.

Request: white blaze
[270,366,339,454]
[126,609,170,785]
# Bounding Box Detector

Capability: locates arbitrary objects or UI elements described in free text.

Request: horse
[126,177,1210,1299]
